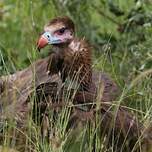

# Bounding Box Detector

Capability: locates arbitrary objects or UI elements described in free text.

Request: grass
[0,0,152,151]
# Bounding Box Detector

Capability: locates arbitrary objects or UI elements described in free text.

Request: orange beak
[37,36,48,51]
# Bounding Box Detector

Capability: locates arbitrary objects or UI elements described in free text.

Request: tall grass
[0,0,152,151]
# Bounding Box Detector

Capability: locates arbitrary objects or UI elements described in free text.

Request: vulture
[37,16,92,91]
[37,16,120,104]
[35,17,152,151]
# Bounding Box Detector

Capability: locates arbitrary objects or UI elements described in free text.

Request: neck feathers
[52,38,92,91]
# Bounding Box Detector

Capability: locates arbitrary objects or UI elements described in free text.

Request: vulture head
[37,16,75,50]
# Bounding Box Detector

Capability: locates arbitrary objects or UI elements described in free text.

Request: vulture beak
[37,34,49,51]
[37,32,62,51]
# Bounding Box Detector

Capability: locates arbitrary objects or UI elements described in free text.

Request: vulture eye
[58,27,66,35]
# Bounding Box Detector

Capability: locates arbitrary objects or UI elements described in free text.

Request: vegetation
[0,0,152,151]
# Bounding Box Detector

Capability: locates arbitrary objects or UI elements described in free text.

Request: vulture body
[34,16,152,151]
[37,16,92,91]
[47,38,92,91]
[37,16,120,102]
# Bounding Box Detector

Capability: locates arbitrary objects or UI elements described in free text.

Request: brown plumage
[37,16,92,91]
[47,16,75,32]
[37,16,120,102]
[48,39,92,91]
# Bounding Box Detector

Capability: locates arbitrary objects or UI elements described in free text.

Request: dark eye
[58,28,66,35]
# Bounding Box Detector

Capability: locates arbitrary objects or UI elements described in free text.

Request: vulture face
[37,16,75,50]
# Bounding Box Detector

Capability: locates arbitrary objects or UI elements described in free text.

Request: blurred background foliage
[0,0,152,93]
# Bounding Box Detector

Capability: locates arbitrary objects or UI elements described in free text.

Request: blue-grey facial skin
[42,32,62,44]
